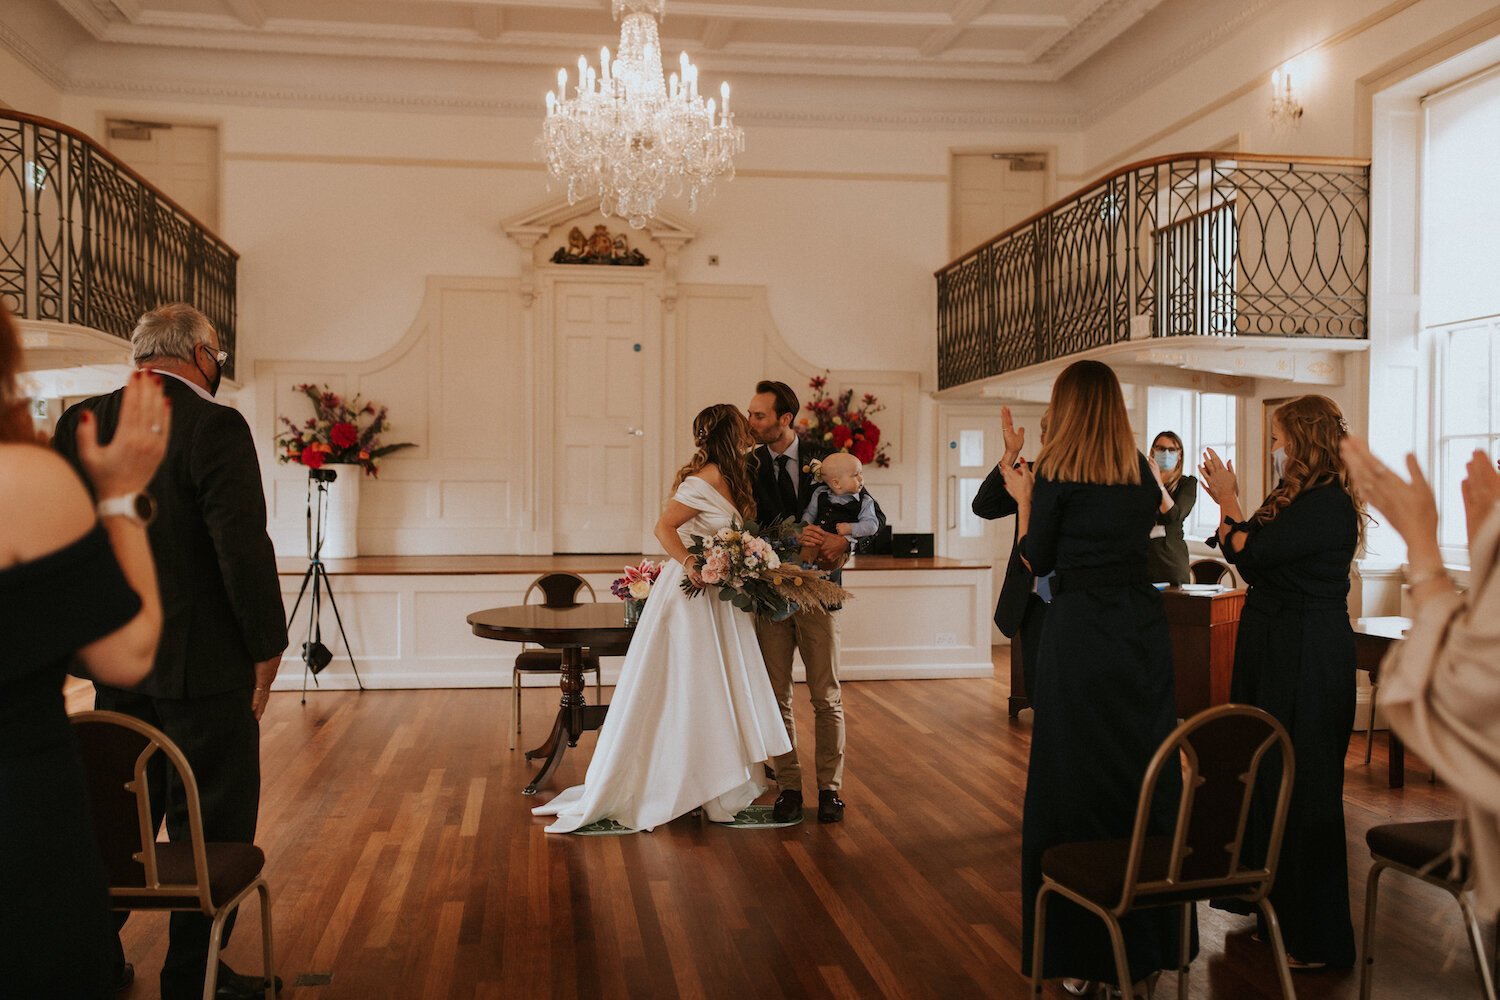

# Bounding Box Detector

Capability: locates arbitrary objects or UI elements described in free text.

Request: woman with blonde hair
[1002,360,1188,996]
[533,404,791,833]
[1199,394,1362,969]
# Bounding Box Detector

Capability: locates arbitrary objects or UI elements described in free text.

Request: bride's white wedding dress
[532,476,792,833]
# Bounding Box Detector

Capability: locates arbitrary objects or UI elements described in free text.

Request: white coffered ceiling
[1,0,1281,127]
[50,0,1166,81]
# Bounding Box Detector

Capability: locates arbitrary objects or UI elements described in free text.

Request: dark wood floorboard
[91,663,1487,999]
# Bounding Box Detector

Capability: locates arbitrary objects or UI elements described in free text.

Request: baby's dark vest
[812,490,863,532]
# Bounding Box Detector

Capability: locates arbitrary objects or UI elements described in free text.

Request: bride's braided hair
[672,403,757,519]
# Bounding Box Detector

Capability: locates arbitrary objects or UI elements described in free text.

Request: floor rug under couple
[571,805,802,835]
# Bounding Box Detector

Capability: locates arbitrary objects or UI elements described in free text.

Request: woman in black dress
[1146,430,1198,585]
[1199,394,1362,969]
[0,305,169,997]
[1003,361,1189,996]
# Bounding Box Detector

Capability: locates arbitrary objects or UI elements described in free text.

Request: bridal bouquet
[680,518,852,618]
[610,560,663,601]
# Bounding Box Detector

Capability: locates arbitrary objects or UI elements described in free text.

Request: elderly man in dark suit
[747,379,852,824]
[55,304,287,1000]
[972,406,1051,716]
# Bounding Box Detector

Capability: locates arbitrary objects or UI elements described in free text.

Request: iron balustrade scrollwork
[0,111,237,377]
[935,153,1370,391]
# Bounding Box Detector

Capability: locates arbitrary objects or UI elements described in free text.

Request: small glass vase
[623,598,646,626]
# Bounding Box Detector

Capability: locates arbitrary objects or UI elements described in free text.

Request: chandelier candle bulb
[539,0,744,228]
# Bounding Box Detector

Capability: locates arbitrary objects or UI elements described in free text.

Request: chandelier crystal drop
[541,0,744,229]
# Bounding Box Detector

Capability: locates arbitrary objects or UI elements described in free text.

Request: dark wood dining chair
[1359,819,1496,1000]
[1189,558,1234,586]
[512,572,602,749]
[1031,704,1296,1000]
[71,710,275,1000]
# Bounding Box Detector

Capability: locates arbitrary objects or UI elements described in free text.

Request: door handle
[947,476,957,530]
[625,427,644,437]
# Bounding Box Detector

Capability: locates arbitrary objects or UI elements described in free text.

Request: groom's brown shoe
[772,790,803,822]
[817,790,844,823]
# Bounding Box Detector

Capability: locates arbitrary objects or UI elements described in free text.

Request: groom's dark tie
[775,453,798,515]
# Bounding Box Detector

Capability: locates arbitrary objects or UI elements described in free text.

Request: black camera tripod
[285,467,364,703]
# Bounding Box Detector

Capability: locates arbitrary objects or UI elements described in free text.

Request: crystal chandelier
[541,0,744,229]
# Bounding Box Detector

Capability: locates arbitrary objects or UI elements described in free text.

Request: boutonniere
[804,458,824,481]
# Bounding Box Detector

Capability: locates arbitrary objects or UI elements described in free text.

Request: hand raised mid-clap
[1461,450,1500,543]
[1340,437,1437,544]
[77,370,170,499]
[1000,405,1025,465]
[1000,457,1034,507]
[1197,447,1236,506]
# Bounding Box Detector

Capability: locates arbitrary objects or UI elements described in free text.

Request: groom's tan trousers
[756,610,845,792]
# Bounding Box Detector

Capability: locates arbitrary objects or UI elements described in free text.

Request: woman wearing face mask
[1197,395,1363,971]
[1146,431,1197,585]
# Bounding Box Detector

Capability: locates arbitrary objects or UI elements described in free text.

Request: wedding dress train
[532,476,792,833]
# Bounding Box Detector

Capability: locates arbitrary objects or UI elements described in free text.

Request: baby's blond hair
[820,452,861,492]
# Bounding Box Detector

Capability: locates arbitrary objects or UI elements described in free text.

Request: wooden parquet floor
[98,669,1485,1000]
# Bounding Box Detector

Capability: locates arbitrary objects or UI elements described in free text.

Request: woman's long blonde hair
[1035,360,1141,485]
[1252,395,1366,538]
[672,404,757,519]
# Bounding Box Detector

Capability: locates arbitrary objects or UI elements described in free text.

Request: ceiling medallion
[540,0,744,229]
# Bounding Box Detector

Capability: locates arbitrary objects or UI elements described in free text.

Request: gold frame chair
[1031,704,1297,1000]
[1359,819,1496,1000]
[511,572,602,749]
[71,710,275,1000]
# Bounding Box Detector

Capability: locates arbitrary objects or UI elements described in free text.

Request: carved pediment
[501,197,695,310]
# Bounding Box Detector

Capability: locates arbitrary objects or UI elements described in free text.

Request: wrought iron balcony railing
[935,153,1370,391]
[0,111,237,377]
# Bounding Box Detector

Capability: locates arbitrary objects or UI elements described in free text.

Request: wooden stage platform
[272,553,994,691]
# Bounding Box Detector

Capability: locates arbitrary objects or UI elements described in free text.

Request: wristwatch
[97,492,157,526]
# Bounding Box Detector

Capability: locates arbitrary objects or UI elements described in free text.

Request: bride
[532,404,793,833]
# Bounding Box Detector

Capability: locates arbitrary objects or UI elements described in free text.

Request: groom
[747,380,848,823]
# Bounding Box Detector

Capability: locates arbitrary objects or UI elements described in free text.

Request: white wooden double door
[551,279,652,553]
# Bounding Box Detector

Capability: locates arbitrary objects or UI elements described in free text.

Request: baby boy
[798,452,881,566]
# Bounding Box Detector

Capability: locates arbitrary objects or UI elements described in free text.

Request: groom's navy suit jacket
[750,443,814,527]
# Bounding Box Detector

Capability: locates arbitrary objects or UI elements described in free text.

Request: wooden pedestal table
[1353,616,1411,789]
[467,603,636,796]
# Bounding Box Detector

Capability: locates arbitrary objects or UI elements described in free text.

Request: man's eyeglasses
[199,344,229,367]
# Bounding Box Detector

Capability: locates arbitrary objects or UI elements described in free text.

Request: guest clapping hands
[1341,439,1500,911]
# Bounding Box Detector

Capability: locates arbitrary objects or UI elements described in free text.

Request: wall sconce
[1269,68,1304,127]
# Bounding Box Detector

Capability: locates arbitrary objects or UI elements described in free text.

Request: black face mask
[196,344,223,397]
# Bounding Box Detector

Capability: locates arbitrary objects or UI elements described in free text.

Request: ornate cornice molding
[1080,0,1281,123]
[0,15,70,89]
[61,73,1081,130]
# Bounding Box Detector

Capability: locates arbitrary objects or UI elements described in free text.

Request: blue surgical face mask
[1153,448,1179,472]
[1271,446,1287,481]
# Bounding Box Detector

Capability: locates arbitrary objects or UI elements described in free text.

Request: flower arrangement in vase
[274,384,415,477]
[795,373,891,468]
[611,560,664,625]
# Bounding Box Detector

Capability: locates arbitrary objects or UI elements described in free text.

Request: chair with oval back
[1031,704,1297,999]
[71,710,276,1000]
[512,572,602,749]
